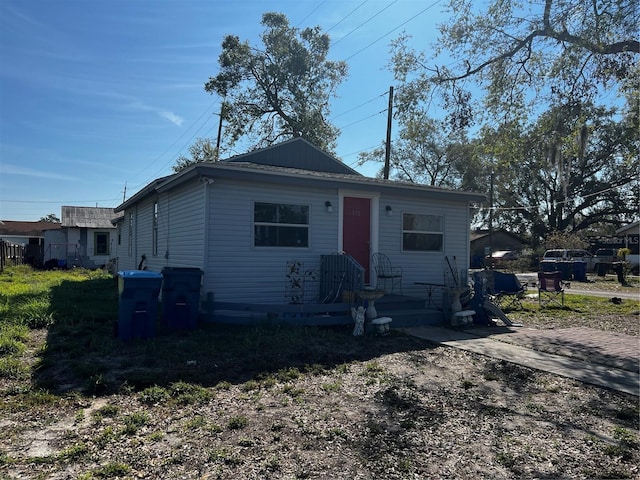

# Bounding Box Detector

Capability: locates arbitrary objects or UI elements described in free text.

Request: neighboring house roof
[470,229,525,244]
[116,139,486,212]
[0,220,61,237]
[616,221,640,236]
[61,206,121,229]
[223,137,361,176]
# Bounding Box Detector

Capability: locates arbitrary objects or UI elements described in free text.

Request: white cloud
[0,163,79,181]
[158,110,184,126]
[125,99,184,126]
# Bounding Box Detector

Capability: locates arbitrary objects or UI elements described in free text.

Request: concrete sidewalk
[402,325,640,396]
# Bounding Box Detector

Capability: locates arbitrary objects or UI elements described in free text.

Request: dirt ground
[1,278,639,479]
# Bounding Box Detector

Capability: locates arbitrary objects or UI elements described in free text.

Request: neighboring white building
[44,206,122,269]
[615,221,640,274]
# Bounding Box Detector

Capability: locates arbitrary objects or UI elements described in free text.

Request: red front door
[342,197,371,282]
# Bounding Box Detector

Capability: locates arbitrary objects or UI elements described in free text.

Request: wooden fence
[0,240,43,272]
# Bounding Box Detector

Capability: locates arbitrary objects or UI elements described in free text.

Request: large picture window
[402,213,443,251]
[254,202,309,247]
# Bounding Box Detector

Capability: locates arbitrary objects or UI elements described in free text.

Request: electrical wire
[325,0,369,33]
[331,1,398,46]
[330,90,388,121]
[126,102,218,190]
[344,0,442,61]
[295,0,328,28]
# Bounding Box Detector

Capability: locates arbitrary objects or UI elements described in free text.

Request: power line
[125,0,438,191]
[338,109,388,131]
[126,102,218,188]
[1,199,119,204]
[344,0,443,61]
[295,0,329,28]
[330,91,388,121]
[325,0,369,33]
[331,1,399,47]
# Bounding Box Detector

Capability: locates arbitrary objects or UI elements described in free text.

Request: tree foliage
[172,137,217,173]
[542,231,589,251]
[479,100,639,244]
[358,115,484,191]
[383,0,638,244]
[39,214,60,223]
[391,0,638,127]
[205,12,348,154]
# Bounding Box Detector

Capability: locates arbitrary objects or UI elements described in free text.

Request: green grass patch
[0,266,116,328]
[228,415,248,430]
[122,412,150,435]
[89,461,131,478]
[521,292,640,317]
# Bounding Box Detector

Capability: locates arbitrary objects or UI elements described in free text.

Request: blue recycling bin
[572,261,587,282]
[117,270,163,340]
[540,260,557,273]
[161,267,203,330]
[556,261,572,280]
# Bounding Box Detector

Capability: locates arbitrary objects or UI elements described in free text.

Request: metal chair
[537,271,567,307]
[372,253,403,294]
[492,270,528,310]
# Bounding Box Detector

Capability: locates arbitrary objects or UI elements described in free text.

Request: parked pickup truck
[542,249,597,272]
[593,248,640,275]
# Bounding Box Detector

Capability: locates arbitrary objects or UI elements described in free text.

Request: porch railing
[319,253,364,304]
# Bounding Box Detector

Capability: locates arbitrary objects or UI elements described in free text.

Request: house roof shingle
[0,220,61,237]
[115,138,486,212]
[61,206,120,229]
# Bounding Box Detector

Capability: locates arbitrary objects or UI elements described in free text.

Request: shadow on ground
[34,277,437,396]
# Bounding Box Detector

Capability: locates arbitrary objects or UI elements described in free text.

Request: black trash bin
[596,262,608,277]
[612,262,626,285]
[161,267,203,330]
[117,270,163,341]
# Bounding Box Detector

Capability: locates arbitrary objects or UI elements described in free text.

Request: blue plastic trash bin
[540,260,557,273]
[117,270,163,340]
[573,261,587,282]
[161,267,203,330]
[556,261,572,280]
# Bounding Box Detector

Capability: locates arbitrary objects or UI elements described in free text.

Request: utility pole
[488,171,494,264]
[383,86,393,179]
[215,101,225,161]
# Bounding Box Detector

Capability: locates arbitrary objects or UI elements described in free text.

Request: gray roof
[616,221,640,236]
[223,137,361,176]
[116,140,486,212]
[61,206,120,229]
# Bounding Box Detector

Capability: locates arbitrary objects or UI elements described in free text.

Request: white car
[485,250,519,267]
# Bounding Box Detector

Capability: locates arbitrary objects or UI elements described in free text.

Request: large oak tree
[205,12,348,154]
[391,0,638,126]
[382,0,638,242]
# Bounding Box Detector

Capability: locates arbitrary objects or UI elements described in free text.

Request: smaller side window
[152,202,158,256]
[94,232,109,256]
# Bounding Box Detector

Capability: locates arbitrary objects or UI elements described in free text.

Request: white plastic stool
[452,310,475,327]
[371,316,392,335]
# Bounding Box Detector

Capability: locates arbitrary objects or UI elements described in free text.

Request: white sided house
[44,206,121,269]
[114,138,485,325]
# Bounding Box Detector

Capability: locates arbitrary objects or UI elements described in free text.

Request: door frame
[338,190,380,280]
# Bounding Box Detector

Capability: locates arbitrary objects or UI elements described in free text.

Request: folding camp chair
[537,271,567,307]
[492,271,528,310]
[372,253,403,294]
